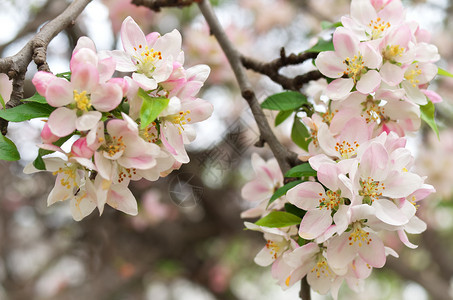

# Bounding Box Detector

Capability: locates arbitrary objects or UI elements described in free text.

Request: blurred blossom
[239,0,295,33]
[208,263,232,293]
[102,0,156,34]
[416,129,453,200]
[131,190,178,230]
[183,22,254,85]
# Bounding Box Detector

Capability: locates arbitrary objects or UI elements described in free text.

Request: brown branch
[131,0,199,12]
[0,0,92,135]
[197,0,297,174]
[241,48,323,91]
[299,277,311,300]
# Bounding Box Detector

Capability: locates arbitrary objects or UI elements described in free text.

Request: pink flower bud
[108,78,129,97]
[71,137,94,158]
[41,122,60,144]
[32,71,56,96]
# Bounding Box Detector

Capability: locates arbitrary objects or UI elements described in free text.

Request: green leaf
[291,117,311,151]
[0,134,20,161]
[0,94,5,110]
[21,92,47,104]
[305,38,334,53]
[138,88,169,129]
[255,211,301,228]
[268,180,303,206]
[274,110,293,126]
[437,67,453,78]
[420,99,439,139]
[285,163,317,178]
[284,203,306,219]
[261,91,307,111]
[0,102,55,122]
[33,135,71,170]
[321,21,342,30]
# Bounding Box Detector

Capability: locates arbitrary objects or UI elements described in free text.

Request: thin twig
[241,49,323,91]
[0,0,92,135]
[197,0,297,173]
[131,0,199,12]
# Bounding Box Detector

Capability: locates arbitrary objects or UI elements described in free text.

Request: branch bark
[241,49,323,91]
[131,0,198,12]
[0,0,92,135]
[196,0,297,174]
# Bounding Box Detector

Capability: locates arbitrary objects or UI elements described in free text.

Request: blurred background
[1,0,453,299]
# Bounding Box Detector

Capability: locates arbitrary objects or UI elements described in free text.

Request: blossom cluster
[242,0,439,297]
[29,16,212,221]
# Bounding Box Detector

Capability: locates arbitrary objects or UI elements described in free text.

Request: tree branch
[0,0,92,135]
[131,0,199,12]
[241,48,323,91]
[197,0,297,173]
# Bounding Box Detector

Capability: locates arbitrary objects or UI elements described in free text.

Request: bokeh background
[0,0,453,299]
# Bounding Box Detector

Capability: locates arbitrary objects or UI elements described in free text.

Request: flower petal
[47,107,77,137]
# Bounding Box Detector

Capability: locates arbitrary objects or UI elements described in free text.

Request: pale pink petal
[71,63,99,93]
[47,176,73,206]
[91,82,123,112]
[398,230,418,249]
[154,29,182,61]
[97,57,116,83]
[182,98,213,123]
[373,199,408,226]
[241,180,273,203]
[255,246,278,266]
[326,233,357,269]
[402,81,427,105]
[145,32,160,46]
[70,183,97,221]
[357,232,386,268]
[359,142,389,180]
[356,70,381,94]
[422,89,442,103]
[350,0,377,26]
[47,107,77,137]
[286,182,324,210]
[46,78,74,107]
[383,171,423,198]
[299,209,332,240]
[106,50,137,72]
[132,72,158,90]
[326,78,354,100]
[315,51,345,78]
[333,27,359,58]
[121,16,147,55]
[94,151,113,180]
[380,62,404,86]
[107,183,138,215]
[361,43,382,69]
[75,111,102,132]
[160,122,189,163]
[379,0,404,25]
[404,216,427,234]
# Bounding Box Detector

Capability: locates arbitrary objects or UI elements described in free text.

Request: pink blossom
[315,27,382,100]
[105,16,182,90]
[241,153,284,218]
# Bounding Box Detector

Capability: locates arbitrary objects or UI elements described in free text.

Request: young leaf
[437,67,453,78]
[0,94,5,109]
[268,179,303,206]
[275,110,293,126]
[21,92,47,104]
[320,21,342,30]
[284,203,306,219]
[0,102,55,122]
[305,38,334,53]
[138,88,169,129]
[0,134,20,161]
[255,211,301,228]
[285,163,317,178]
[261,91,307,111]
[420,99,439,139]
[291,117,311,151]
